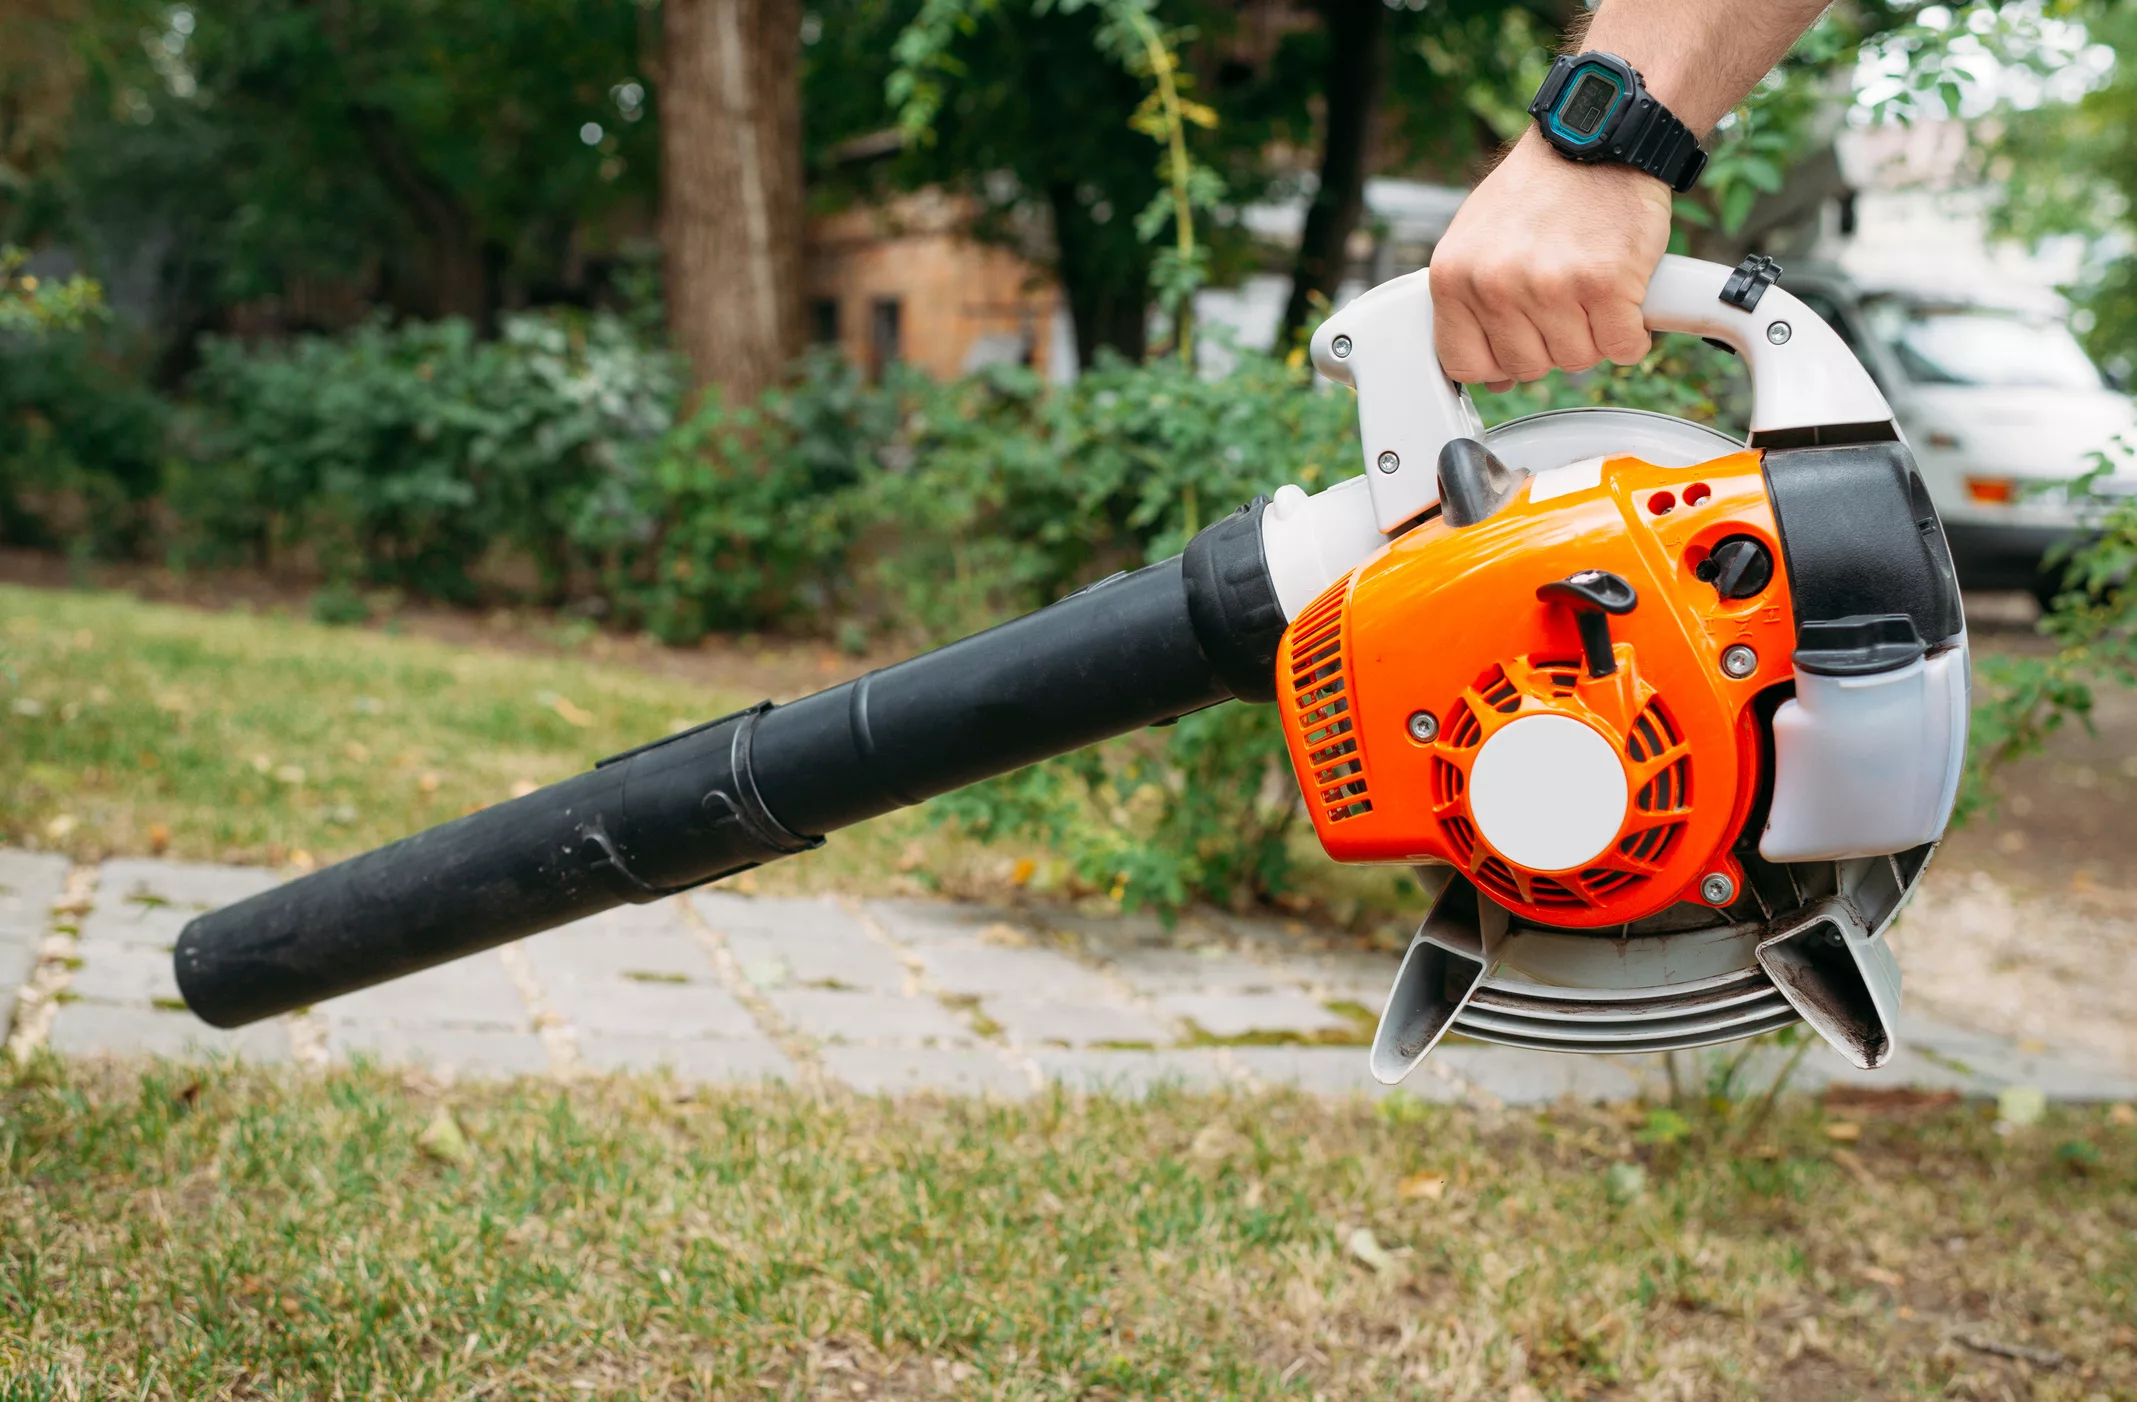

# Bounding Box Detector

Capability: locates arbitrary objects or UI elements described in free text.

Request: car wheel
[2029,572,2066,615]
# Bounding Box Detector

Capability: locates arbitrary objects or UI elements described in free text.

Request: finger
[1473,292,1555,384]
[1586,278,1653,366]
[1524,268,1606,375]
[1432,285,1507,385]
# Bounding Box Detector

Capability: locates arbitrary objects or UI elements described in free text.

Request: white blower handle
[1308,254,1899,534]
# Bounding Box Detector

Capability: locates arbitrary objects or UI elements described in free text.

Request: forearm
[1576,0,1832,135]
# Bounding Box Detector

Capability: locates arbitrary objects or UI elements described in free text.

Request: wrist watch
[1527,51,1707,194]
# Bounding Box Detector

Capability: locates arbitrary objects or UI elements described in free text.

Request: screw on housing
[1700,872,1735,905]
[1377,450,1400,473]
[1720,644,1758,679]
[1332,335,1353,359]
[1406,710,1439,743]
[1765,321,1791,345]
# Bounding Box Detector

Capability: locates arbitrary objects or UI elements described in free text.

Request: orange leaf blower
[174,256,1967,1084]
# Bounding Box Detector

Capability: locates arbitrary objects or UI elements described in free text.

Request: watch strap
[1618,94,1707,194]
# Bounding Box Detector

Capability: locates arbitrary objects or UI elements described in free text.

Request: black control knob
[1695,535,1774,600]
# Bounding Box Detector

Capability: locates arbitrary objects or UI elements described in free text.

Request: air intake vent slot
[1476,663,1521,713]
[1628,697,1692,815]
[1286,582,1373,823]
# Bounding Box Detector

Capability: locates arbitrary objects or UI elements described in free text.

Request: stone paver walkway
[5,849,2133,1105]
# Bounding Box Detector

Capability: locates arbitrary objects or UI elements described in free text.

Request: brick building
[803,188,1066,381]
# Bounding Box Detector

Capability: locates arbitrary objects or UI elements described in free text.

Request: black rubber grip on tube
[176,527,1287,1028]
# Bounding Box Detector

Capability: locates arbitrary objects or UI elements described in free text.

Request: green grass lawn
[1,582,751,868]
[0,1058,2131,1398]
[0,583,1043,906]
[0,581,743,863]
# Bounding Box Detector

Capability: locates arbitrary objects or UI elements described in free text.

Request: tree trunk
[1047,181,1149,368]
[1278,0,1388,345]
[661,0,805,404]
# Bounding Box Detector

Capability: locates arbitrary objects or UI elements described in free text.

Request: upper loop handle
[1308,254,1899,535]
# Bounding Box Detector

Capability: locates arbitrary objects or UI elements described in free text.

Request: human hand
[1429,131,1673,391]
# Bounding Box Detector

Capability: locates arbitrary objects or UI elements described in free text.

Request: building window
[809,297,840,346]
[869,296,902,380]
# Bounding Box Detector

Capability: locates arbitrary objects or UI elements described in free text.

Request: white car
[1785,269,2137,602]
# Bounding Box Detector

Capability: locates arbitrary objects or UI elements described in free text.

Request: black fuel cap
[1695,535,1774,600]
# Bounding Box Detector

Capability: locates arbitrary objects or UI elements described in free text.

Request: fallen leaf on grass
[1830,1147,1876,1187]
[1997,1085,2046,1128]
[1190,1123,1244,1162]
[287,849,315,873]
[418,1110,475,1167]
[1856,1265,1905,1289]
[541,693,594,727]
[510,779,539,799]
[1604,1162,1647,1203]
[1823,1121,1862,1142]
[344,741,371,763]
[1010,858,1036,887]
[2109,1103,2136,1127]
[147,823,170,855]
[1345,1226,1400,1276]
[43,814,77,840]
[1397,1171,1447,1202]
[417,772,441,795]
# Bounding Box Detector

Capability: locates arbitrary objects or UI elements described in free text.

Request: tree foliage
[10,0,657,362]
[1980,0,2137,372]
[0,245,103,337]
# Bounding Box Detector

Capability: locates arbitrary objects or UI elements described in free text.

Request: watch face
[1555,69,1622,142]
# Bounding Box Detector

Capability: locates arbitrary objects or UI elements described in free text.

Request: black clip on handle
[1536,570,1639,678]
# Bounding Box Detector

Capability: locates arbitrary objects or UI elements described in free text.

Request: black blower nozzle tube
[175,502,1288,1027]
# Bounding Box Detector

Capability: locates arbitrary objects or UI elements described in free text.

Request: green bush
[881,350,1361,914]
[580,350,909,639]
[178,311,679,601]
[0,332,168,556]
[1962,458,2136,819]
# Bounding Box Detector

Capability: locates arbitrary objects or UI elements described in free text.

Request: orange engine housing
[1277,449,1799,929]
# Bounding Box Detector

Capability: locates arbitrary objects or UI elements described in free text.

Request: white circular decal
[1466,714,1629,872]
